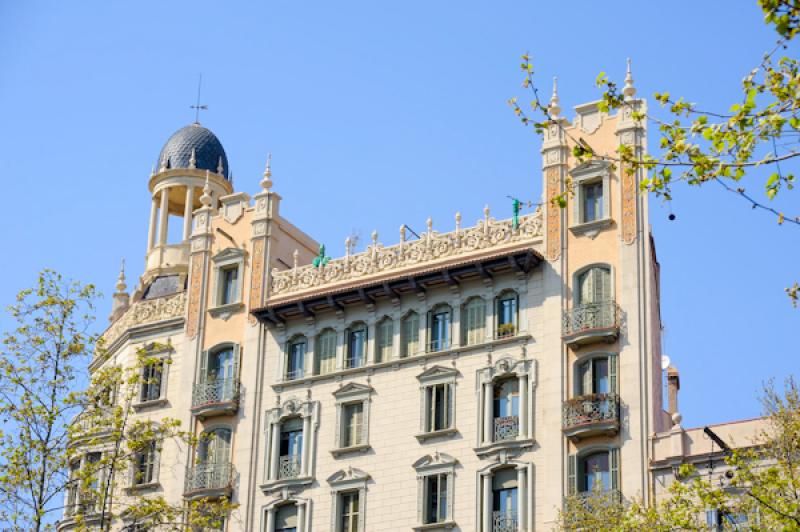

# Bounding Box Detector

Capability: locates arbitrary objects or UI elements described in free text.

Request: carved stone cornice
[100,292,186,349]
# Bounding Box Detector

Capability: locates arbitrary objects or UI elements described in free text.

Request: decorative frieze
[100,292,186,348]
[270,211,543,298]
[546,167,562,261]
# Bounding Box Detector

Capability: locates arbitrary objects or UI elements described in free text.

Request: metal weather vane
[191,74,208,124]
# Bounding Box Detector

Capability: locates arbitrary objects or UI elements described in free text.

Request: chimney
[667,365,680,415]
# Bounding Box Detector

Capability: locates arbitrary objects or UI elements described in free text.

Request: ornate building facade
[61,71,763,531]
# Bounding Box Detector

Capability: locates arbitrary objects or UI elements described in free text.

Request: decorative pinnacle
[199,170,212,207]
[260,153,273,191]
[426,217,433,233]
[189,148,197,169]
[293,249,299,269]
[371,230,378,245]
[549,76,561,118]
[159,154,168,172]
[115,258,127,293]
[150,165,156,178]
[455,211,461,230]
[399,224,407,241]
[217,156,224,175]
[623,58,636,100]
[484,204,490,218]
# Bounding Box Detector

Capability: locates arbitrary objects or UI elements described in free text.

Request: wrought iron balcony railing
[284,368,304,381]
[493,415,520,442]
[562,393,620,440]
[493,510,519,532]
[278,454,302,479]
[184,462,234,496]
[191,378,239,414]
[561,301,620,345]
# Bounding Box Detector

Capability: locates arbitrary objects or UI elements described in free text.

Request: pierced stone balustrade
[493,510,519,532]
[561,300,621,346]
[493,415,520,442]
[278,455,302,479]
[562,393,620,441]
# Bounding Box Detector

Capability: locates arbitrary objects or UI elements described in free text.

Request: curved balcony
[191,378,240,418]
[184,462,235,500]
[562,301,620,347]
[146,242,190,272]
[562,393,620,441]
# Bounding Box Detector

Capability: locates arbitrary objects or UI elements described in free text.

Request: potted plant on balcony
[497,323,516,338]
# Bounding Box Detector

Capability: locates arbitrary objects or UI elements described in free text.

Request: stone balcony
[191,378,240,418]
[184,462,235,501]
[561,300,621,347]
[562,393,620,441]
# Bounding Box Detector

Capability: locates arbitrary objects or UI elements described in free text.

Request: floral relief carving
[546,167,561,261]
[270,211,543,297]
[248,238,265,325]
[186,260,204,338]
[622,167,637,244]
[101,292,186,347]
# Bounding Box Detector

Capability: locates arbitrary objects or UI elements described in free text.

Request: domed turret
[157,123,230,179]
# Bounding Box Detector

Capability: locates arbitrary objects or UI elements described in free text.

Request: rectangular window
[425,383,452,432]
[339,491,360,532]
[342,403,364,447]
[219,265,239,305]
[81,452,102,513]
[279,418,303,479]
[496,295,518,338]
[346,327,366,368]
[316,331,337,375]
[286,340,306,380]
[401,313,420,357]
[581,181,603,223]
[133,441,157,486]
[376,319,393,363]
[140,361,163,403]
[429,309,450,352]
[425,473,448,524]
[463,299,485,346]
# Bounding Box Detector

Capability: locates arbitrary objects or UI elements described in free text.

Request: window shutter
[198,350,209,384]
[567,454,577,495]
[446,384,454,429]
[276,504,298,529]
[232,344,241,379]
[610,448,620,491]
[335,404,342,448]
[595,267,611,303]
[579,271,593,305]
[580,361,592,396]
[608,354,618,395]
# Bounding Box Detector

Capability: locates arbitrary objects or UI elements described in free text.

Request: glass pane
[208,349,233,381]
[593,358,609,394]
[287,340,306,379]
[347,327,366,367]
[583,452,610,492]
[431,310,450,350]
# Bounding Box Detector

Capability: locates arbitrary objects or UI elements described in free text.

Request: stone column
[183,185,194,241]
[451,301,462,348]
[147,196,158,252]
[483,382,494,444]
[482,474,492,532]
[517,466,527,530]
[269,422,280,480]
[518,374,528,438]
[265,507,275,531]
[158,187,169,246]
[302,415,312,476]
[297,503,306,531]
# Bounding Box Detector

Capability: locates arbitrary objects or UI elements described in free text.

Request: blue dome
[157,123,230,180]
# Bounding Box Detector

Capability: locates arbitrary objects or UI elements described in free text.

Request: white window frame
[263,398,319,490]
[570,160,612,235]
[332,383,373,456]
[413,452,457,530]
[476,461,532,532]
[209,247,246,317]
[416,366,459,441]
[475,357,536,456]
[133,344,172,410]
[327,467,370,532]
[261,496,312,532]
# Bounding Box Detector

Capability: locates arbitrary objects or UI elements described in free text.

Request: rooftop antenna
[191,74,208,124]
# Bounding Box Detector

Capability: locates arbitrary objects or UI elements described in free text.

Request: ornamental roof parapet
[99,291,187,353]
[268,207,543,301]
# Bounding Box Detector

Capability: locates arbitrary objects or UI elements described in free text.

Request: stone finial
[115,258,127,293]
[217,156,224,175]
[623,58,636,100]
[261,153,273,191]
[371,230,378,246]
[426,217,433,233]
[399,224,406,242]
[293,249,299,269]
[455,211,462,231]
[189,148,197,169]
[159,154,168,172]
[345,237,352,257]
[150,165,156,178]
[199,170,212,207]
[483,204,490,218]
[549,76,561,118]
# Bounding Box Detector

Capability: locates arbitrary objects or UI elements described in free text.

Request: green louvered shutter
[198,350,209,384]
[609,354,618,395]
[610,448,620,492]
[567,454,577,495]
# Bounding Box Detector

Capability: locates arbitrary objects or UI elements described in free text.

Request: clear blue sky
[0,1,796,429]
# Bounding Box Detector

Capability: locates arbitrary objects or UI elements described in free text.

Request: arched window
[286,335,307,381]
[346,323,367,369]
[493,378,520,442]
[428,304,452,352]
[401,312,420,358]
[577,355,618,396]
[197,345,239,406]
[496,291,518,339]
[462,297,485,346]
[375,317,393,363]
[316,329,337,375]
[577,266,611,305]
